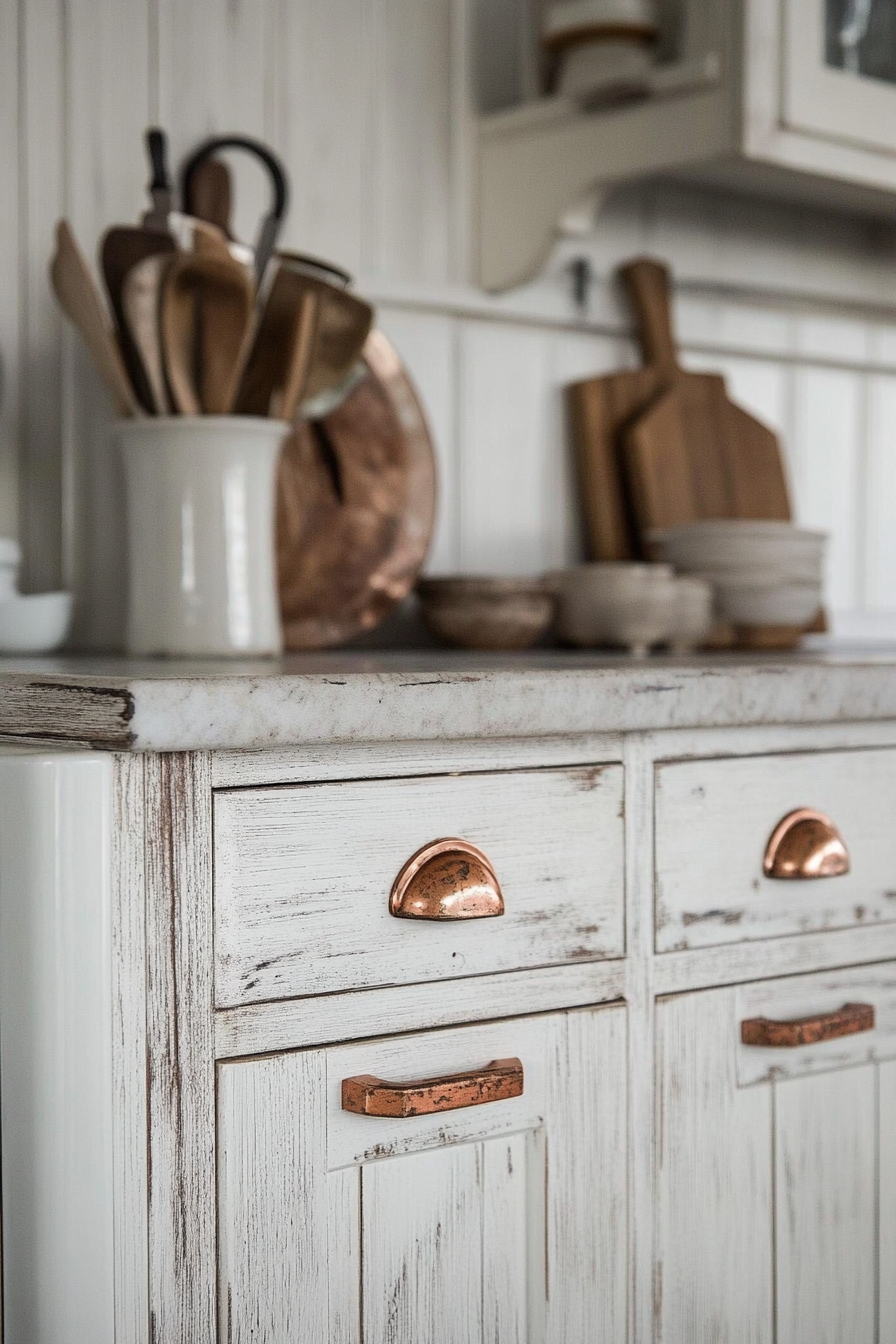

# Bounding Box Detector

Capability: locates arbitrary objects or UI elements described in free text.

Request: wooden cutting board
[621,259,791,542]
[568,258,791,558]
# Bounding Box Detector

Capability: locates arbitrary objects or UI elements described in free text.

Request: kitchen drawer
[655,748,896,952]
[214,764,624,1007]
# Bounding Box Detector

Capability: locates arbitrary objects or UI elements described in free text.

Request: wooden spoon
[50,219,141,417]
[233,265,320,418]
[184,157,233,238]
[161,251,255,415]
[274,257,374,410]
[121,252,173,414]
[100,228,175,412]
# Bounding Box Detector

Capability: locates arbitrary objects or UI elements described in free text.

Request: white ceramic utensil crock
[118,416,288,656]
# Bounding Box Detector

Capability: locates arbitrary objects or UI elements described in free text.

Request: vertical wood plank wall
[6,0,896,647]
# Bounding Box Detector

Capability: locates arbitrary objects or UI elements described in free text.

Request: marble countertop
[1,645,896,751]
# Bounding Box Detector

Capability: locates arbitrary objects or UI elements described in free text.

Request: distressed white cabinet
[5,661,896,1343]
[478,0,896,288]
[656,965,896,1344]
[217,1008,628,1344]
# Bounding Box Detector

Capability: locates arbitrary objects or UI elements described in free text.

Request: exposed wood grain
[328,1166,361,1344]
[0,680,135,748]
[218,1051,329,1343]
[213,765,625,1007]
[144,752,216,1344]
[655,987,774,1343]
[210,731,624,788]
[655,747,896,952]
[482,1132,528,1344]
[880,1060,896,1342]
[111,755,149,1343]
[775,1066,876,1344]
[214,960,626,1058]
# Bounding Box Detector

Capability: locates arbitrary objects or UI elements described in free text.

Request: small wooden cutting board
[568,258,791,558]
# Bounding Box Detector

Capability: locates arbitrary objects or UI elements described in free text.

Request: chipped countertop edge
[2,650,896,751]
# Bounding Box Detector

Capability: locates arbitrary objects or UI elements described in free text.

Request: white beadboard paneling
[66,0,152,648]
[459,321,553,574]
[365,0,454,283]
[863,374,896,610]
[0,0,20,539]
[677,296,793,361]
[20,0,65,593]
[881,1061,896,1342]
[775,1067,876,1344]
[377,307,458,573]
[795,313,871,364]
[270,0,365,277]
[789,365,862,609]
[157,0,271,245]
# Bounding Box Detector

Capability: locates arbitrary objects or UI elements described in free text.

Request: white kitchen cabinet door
[217,1005,627,1344]
[656,967,896,1344]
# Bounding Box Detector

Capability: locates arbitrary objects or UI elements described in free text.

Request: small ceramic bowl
[0,592,73,654]
[417,577,555,651]
[712,579,822,628]
[553,562,678,654]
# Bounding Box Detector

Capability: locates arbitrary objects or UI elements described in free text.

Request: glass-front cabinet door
[784,0,896,156]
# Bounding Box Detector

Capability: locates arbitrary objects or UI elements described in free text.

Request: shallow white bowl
[712,579,822,628]
[0,592,73,653]
[654,521,827,576]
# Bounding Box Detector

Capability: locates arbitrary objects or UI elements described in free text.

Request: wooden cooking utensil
[233,265,320,418]
[160,252,255,415]
[279,263,374,409]
[620,258,791,540]
[50,219,141,417]
[100,227,175,412]
[121,252,172,414]
[184,157,233,238]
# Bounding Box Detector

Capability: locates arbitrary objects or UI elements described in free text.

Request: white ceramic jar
[118,417,289,657]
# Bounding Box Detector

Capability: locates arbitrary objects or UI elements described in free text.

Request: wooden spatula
[121,252,173,414]
[620,259,791,540]
[160,252,254,415]
[233,265,320,419]
[50,219,141,417]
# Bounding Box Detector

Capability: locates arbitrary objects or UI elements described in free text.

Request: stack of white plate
[652,521,827,628]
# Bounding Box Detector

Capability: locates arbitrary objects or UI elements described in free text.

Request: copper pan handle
[342,1057,524,1118]
[741,1002,874,1048]
[389,839,504,921]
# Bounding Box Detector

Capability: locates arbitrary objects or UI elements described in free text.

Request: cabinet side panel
[362,1144,483,1344]
[0,754,115,1343]
[881,1060,896,1343]
[775,1065,876,1344]
[482,1132,529,1344]
[655,988,773,1344]
[217,1051,329,1344]
[545,1005,628,1344]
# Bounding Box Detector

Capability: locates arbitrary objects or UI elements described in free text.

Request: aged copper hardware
[341,1057,524,1118]
[762,808,850,880]
[741,1002,875,1048]
[389,839,505,921]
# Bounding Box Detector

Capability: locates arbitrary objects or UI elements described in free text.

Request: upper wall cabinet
[476,0,896,290]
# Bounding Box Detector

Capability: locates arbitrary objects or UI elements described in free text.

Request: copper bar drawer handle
[389,838,504,921]
[342,1057,524,1118]
[763,808,850,880]
[741,1002,875,1048]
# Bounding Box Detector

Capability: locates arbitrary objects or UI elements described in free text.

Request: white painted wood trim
[111,755,149,1344]
[214,960,626,1059]
[144,752,216,1343]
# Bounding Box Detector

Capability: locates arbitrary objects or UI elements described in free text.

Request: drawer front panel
[655,748,896,952]
[214,765,624,1007]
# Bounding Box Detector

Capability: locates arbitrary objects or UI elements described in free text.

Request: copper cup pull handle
[342,1057,524,1118]
[763,808,850,880]
[389,838,505,920]
[741,1002,875,1048]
